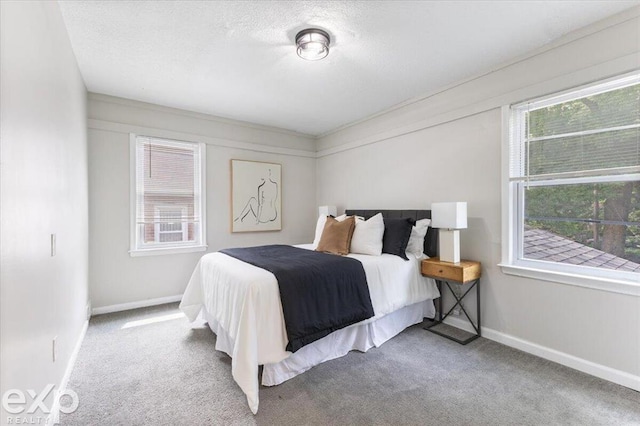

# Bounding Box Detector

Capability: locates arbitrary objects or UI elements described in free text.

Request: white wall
[316,8,640,387]
[88,94,317,309]
[0,1,89,422]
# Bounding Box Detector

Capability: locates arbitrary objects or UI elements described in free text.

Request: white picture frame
[231,159,282,232]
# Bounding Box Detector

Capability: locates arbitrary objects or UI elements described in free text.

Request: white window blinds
[510,73,640,183]
[132,135,205,252]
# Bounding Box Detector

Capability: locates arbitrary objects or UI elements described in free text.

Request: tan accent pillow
[315,216,356,255]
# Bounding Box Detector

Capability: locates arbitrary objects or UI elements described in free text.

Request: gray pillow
[382,217,415,260]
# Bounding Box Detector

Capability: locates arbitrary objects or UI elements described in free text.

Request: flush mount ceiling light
[295,28,330,61]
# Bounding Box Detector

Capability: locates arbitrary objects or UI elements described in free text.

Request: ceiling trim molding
[317,5,640,141]
[88,119,317,159]
[316,53,639,158]
[88,93,316,140]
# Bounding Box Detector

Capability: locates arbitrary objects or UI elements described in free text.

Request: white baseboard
[92,294,182,316]
[442,316,640,392]
[47,318,89,424]
[60,320,88,392]
[442,315,477,334]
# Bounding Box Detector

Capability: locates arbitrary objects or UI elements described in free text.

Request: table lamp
[431,202,467,263]
[318,205,337,217]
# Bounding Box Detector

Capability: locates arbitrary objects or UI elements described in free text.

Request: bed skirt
[204,299,435,387]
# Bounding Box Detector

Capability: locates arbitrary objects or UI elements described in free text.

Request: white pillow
[336,214,364,222]
[405,218,431,258]
[350,213,385,256]
[312,215,329,249]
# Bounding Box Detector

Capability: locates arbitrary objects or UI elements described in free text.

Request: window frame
[500,72,640,296]
[129,133,207,257]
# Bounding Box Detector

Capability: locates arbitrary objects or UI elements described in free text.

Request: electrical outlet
[50,234,56,257]
[52,336,57,362]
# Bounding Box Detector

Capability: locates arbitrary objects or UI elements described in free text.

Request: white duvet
[180,244,439,414]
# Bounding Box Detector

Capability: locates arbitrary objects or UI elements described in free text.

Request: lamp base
[438,229,460,263]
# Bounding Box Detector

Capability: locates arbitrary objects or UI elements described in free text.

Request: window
[130,135,206,256]
[502,72,640,292]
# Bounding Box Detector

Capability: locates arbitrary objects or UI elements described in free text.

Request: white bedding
[180,244,439,414]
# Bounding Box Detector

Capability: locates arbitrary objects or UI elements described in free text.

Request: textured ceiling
[59,1,638,136]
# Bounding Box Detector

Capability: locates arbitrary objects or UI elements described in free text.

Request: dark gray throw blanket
[220,245,374,353]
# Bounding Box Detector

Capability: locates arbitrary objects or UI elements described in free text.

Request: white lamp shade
[431,202,467,229]
[318,205,337,217]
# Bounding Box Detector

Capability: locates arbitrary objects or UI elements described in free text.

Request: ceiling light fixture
[295,28,330,61]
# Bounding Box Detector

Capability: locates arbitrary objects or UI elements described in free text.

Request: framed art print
[231,160,282,232]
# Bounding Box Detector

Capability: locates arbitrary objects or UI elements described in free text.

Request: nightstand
[421,257,482,345]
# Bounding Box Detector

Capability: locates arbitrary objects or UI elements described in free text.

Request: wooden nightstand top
[421,257,481,283]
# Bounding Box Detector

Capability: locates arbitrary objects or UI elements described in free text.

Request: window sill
[499,263,640,296]
[130,245,207,257]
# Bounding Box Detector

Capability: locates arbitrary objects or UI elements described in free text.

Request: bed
[179,209,440,413]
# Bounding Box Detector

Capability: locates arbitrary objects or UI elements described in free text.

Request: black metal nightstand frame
[424,278,481,345]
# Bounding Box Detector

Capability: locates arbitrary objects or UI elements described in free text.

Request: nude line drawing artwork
[234,168,278,224]
[231,160,282,232]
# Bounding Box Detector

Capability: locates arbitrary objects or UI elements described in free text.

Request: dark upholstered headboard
[345,209,438,258]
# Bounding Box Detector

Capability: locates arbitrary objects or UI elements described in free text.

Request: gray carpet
[61,303,640,425]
